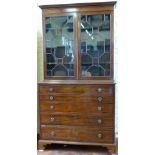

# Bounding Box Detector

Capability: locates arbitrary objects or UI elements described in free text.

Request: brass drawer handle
[50,131,55,136]
[50,117,55,122]
[49,88,53,92]
[50,105,54,110]
[97,119,102,124]
[98,96,103,102]
[97,88,103,93]
[50,96,54,100]
[98,106,102,111]
[97,133,103,138]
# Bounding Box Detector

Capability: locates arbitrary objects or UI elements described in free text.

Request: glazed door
[79,12,113,80]
[44,14,77,79]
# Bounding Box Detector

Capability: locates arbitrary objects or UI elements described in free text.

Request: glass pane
[80,14,111,77]
[45,16,74,77]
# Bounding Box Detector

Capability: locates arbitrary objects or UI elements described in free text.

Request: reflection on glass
[80,14,111,77]
[45,16,74,77]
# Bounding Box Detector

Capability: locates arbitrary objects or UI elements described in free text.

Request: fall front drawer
[40,113,114,127]
[40,125,114,143]
[39,84,114,95]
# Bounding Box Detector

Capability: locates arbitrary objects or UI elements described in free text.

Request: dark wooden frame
[39,1,117,9]
[38,2,117,153]
[41,2,116,80]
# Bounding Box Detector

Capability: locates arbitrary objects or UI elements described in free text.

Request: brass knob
[50,105,54,110]
[98,96,103,102]
[97,88,103,93]
[97,133,103,138]
[50,96,54,100]
[97,119,102,124]
[49,88,53,92]
[50,117,55,122]
[50,131,55,136]
[98,106,102,111]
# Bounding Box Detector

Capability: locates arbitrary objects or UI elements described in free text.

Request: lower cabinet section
[40,125,114,143]
[38,83,115,152]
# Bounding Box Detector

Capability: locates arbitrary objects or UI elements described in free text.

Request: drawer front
[40,113,114,127]
[40,125,114,143]
[39,102,113,113]
[39,84,114,95]
[39,94,114,103]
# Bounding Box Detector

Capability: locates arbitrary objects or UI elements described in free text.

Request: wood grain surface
[40,125,114,143]
[39,84,114,95]
[40,112,114,127]
[39,102,114,113]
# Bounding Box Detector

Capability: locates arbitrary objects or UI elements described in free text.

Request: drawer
[39,94,114,103]
[39,102,113,113]
[39,84,114,95]
[40,125,114,143]
[40,113,114,127]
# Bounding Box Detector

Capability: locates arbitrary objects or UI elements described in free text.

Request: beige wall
[37,31,44,82]
[37,6,44,132]
[37,31,43,133]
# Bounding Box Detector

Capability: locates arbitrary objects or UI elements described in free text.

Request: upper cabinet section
[40,2,116,80]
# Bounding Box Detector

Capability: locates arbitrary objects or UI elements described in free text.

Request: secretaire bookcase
[38,1,117,154]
